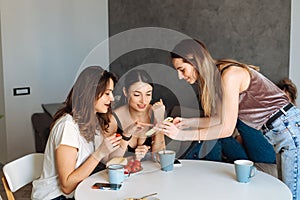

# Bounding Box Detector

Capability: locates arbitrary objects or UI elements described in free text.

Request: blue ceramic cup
[234,160,256,183]
[158,150,176,172]
[108,164,125,184]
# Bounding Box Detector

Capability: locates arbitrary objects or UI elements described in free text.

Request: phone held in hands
[144,117,174,137]
[164,117,174,123]
[92,183,122,190]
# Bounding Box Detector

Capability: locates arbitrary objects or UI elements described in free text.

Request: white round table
[75,160,292,200]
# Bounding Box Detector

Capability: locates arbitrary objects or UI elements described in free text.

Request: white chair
[1,153,44,200]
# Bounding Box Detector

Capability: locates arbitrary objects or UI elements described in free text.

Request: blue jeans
[236,119,276,163]
[182,137,248,163]
[264,106,300,200]
[182,140,222,161]
[182,119,276,163]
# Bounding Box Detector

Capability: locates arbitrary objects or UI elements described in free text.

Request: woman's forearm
[152,131,165,153]
[186,116,221,129]
[56,150,101,195]
[109,139,130,159]
[175,123,234,141]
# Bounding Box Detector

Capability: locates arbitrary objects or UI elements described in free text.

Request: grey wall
[109,0,291,110]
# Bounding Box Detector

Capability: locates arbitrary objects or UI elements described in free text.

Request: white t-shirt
[31,114,94,200]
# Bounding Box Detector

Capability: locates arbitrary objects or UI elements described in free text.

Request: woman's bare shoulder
[221,65,249,79]
[221,66,250,93]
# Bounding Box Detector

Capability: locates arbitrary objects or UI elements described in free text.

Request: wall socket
[13,87,30,96]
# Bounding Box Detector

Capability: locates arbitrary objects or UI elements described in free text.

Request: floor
[0,164,32,200]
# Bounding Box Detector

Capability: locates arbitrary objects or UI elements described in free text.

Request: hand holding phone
[144,117,174,137]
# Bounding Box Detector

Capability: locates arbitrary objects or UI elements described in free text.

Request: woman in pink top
[161,39,300,200]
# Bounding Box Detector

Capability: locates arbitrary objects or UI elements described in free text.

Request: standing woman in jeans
[32,66,133,200]
[161,39,300,200]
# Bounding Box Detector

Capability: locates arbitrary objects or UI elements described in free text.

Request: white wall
[0,21,6,162]
[0,0,108,163]
[290,0,300,106]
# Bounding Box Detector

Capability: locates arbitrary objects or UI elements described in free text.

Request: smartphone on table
[92,182,122,190]
[174,159,182,167]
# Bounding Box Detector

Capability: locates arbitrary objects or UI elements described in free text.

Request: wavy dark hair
[277,78,297,105]
[116,69,153,107]
[51,66,118,142]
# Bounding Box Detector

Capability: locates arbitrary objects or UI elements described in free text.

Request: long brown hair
[51,66,118,142]
[171,39,221,117]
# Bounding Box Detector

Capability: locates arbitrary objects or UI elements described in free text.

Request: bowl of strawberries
[124,156,143,175]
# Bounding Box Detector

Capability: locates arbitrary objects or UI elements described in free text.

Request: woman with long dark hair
[107,69,165,160]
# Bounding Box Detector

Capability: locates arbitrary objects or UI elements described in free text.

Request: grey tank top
[237,68,289,130]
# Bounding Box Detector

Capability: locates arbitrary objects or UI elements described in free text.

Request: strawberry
[132,165,141,173]
[116,133,121,137]
[133,160,141,166]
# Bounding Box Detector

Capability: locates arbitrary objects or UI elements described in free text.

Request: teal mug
[157,150,176,172]
[234,160,256,183]
[108,164,125,184]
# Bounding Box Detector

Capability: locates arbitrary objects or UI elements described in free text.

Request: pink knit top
[237,68,289,130]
